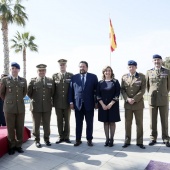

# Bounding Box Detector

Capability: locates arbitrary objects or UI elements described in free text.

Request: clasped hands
[101,101,115,110]
[127,98,135,105]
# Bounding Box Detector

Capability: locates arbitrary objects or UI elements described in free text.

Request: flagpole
[109,14,111,67]
[110,50,111,66]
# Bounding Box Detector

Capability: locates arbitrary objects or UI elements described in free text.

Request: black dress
[0,98,6,126]
[97,79,121,122]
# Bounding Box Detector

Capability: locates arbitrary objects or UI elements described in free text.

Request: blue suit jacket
[69,73,98,111]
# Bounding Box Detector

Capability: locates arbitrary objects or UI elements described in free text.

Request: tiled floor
[0,100,170,170]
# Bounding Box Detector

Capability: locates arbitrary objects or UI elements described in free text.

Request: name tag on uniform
[135,81,141,84]
[160,73,168,77]
[47,83,52,85]
[65,79,71,83]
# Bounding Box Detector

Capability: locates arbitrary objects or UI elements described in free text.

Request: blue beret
[11,62,20,69]
[153,54,162,59]
[128,60,137,66]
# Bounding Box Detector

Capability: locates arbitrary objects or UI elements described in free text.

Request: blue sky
[0,0,170,81]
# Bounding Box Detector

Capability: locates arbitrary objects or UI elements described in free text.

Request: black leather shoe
[8,148,15,155]
[122,143,130,148]
[87,140,93,146]
[35,142,42,148]
[136,144,145,149]
[45,141,51,146]
[15,147,24,153]
[65,139,71,143]
[55,139,64,144]
[164,141,170,147]
[74,140,82,146]
[149,140,156,146]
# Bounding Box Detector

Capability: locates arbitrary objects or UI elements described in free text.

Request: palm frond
[11,31,38,53]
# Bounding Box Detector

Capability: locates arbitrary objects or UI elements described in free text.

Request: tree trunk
[23,47,26,78]
[1,19,10,75]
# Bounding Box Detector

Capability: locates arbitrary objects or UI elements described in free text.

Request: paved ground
[0,100,170,170]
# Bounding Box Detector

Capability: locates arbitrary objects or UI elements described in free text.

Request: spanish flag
[109,19,117,52]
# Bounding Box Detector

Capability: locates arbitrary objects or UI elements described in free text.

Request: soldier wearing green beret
[27,64,54,148]
[52,59,73,143]
[121,60,146,149]
[0,62,27,155]
[146,54,170,147]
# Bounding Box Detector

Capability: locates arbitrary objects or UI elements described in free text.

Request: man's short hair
[79,61,88,68]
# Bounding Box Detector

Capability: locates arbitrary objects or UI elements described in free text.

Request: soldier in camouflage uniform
[27,64,54,148]
[121,60,146,149]
[0,62,27,155]
[146,54,170,147]
[52,59,73,143]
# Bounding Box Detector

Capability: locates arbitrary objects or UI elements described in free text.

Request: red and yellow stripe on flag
[109,19,117,52]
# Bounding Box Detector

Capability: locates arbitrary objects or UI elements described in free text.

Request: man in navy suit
[69,61,98,146]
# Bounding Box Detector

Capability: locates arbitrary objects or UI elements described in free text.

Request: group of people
[0,54,170,156]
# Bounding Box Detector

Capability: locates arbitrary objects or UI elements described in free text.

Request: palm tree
[0,0,28,74]
[11,31,38,78]
[163,57,170,70]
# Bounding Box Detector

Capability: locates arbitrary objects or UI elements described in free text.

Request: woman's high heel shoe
[104,139,109,147]
[109,139,114,147]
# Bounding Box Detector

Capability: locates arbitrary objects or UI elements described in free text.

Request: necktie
[41,78,44,86]
[14,78,17,81]
[62,74,65,79]
[130,75,134,83]
[132,75,134,80]
[156,69,160,74]
[82,74,85,89]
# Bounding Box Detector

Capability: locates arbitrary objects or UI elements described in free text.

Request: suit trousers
[75,103,94,140]
[55,108,71,140]
[32,111,51,142]
[5,112,25,148]
[149,105,169,142]
[125,109,143,144]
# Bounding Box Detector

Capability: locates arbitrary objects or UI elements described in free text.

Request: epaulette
[53,73,58,76]
[67,72,73,75]
[31,77,37,81]
[122,73,128,77]
[52,73,59,79]
[138,72,144,76]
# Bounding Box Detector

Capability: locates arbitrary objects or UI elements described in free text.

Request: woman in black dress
[0,74,8,126]
[97,66,121,147]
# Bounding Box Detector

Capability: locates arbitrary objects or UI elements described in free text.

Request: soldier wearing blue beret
[146,54,170,147]
[11,62,20,69]
[121,60,146,149]
[0,62,27,154]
